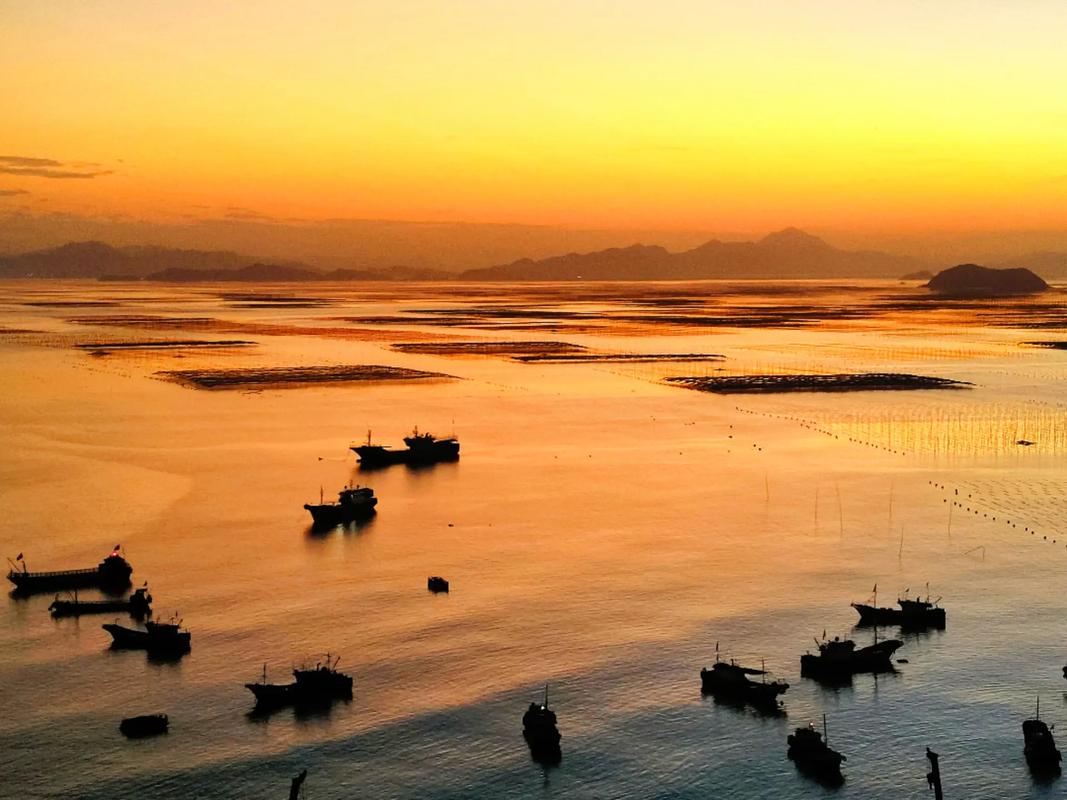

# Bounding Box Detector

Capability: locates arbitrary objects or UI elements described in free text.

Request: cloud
[0,189,29,197]
[0,155,113,179]
[0,156,62,167]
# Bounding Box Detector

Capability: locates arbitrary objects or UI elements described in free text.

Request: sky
[1,0,1065,245]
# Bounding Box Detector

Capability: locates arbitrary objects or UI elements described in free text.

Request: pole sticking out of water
[926,748,944,800]
[898,526,905,561]
[888,480,895,535]
[836,482,844,539]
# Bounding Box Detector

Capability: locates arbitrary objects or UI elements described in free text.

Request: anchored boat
[304,485,378,527]
[7,548,133,595]
[246,654,354,709]
[800,635,902,679]
[352,427,460,468]
[700,648,788,710]
[50,586,152,618]
[852,584,946,629]
[119,714,169,738]
[788,716,845,784]
[522,685,561,764]
[427,576,450,593]
[1024,698,1062,774]
[103,618,191,654]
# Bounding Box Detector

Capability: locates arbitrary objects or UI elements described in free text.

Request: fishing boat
[50,586,152,618]
[700,647,788,710]
[7,548,133,595]
[1024,698,1061,773]
[427,576,449,593]
[851,583,946,629]
[522,685,561,764]
[246,654,354,709]
[788,716,845,784]
[800,634,902,679]
[351,427,460,468]
[303,485,377,527]
[119,714,169,738]
[103,618,191,654]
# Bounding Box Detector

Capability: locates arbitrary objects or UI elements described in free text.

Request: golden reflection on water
[1,278,1067,799]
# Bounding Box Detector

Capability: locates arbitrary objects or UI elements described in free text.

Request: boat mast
[823,713,828,744]
[543,684,549,709]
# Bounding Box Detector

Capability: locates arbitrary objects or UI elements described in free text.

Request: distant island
[899,270,934,281]
[926,264,1049,296]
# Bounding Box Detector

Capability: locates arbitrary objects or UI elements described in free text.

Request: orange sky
[1,0,1065,235]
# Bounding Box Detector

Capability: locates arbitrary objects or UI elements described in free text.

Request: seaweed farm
[76,339,256,351]
[390,340,587,356]
[665,372,969,394]
[514,352,725,363]
[3,278,1067,800]
[158,364,453,390]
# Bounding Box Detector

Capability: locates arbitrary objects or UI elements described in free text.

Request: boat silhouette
[7,548,132,596]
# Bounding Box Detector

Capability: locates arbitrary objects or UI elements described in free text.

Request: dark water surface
[2,280,1066,799]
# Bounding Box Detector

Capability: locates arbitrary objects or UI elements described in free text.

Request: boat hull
[245,681,352,709]
[353,441,459,468]
[303,501,377,527]
[801,640,902,678]
[852,603,946,629]
[51,591,151,618]
[8,565,132,595]
[120,714,169,738]
[103,623,191,653]
[700,668,788,708]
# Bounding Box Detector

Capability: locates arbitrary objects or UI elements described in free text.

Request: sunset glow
[2,0,1065,234]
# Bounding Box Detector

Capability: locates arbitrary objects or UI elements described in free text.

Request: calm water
[1,279,1066,799]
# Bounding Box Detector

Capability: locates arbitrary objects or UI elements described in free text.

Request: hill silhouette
[460,228,924,280]
[0,241,450,281]
[0,241,271,278]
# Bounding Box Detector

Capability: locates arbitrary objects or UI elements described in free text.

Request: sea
[1,278,1065,799]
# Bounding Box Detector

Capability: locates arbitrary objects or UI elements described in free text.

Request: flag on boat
[872,583,877,593]
[16,552,23,561]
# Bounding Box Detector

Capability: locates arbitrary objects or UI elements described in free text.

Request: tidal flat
[1,278,1066,799]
